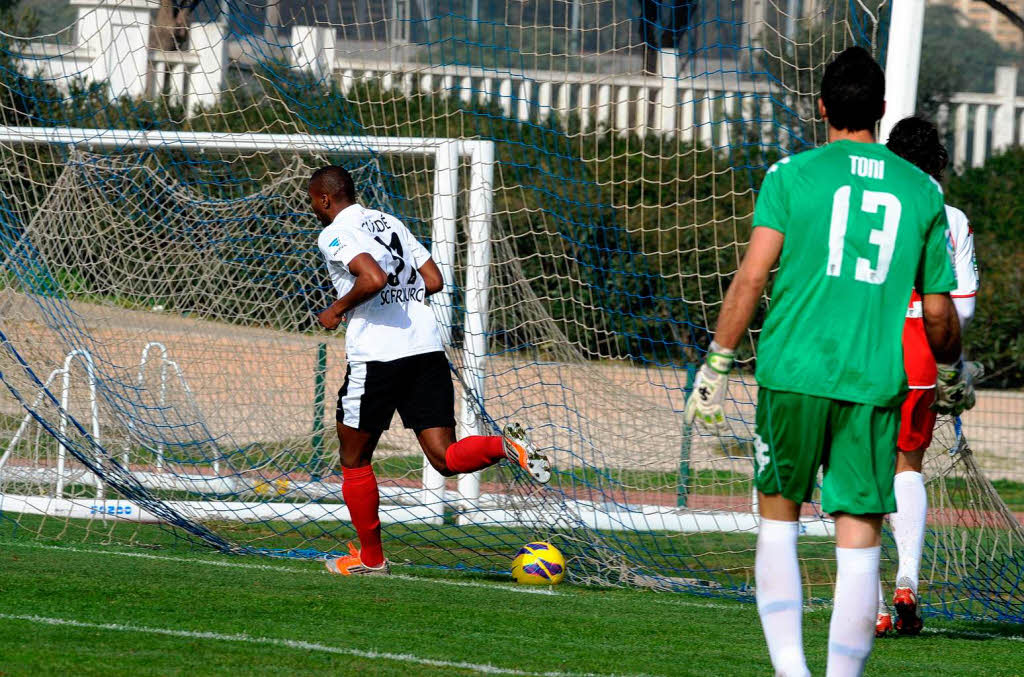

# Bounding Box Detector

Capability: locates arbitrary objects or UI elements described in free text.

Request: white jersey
[317,204,443,363]
[906,204,978,320]
[945,205,978,299]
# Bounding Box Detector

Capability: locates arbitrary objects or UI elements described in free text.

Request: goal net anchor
[0,348,103,500]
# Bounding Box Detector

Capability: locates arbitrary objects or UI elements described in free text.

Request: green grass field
[1,526,1022,676]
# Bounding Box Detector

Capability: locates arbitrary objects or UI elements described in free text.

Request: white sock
[827,546,881,677]
[891,471,927,594]
[877,579,887,614]
[756,518,810,677]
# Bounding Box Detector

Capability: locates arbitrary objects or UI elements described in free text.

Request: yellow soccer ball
[511,541,565,585]
[254,478,291,497]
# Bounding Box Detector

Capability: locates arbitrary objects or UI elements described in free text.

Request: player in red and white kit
[876,117,979,636]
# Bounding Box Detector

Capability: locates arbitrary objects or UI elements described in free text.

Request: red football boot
[893,581,924,636]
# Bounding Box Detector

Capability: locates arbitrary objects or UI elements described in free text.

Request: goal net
[0,0,1020,623]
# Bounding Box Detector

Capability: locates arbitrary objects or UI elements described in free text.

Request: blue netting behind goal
[0,0,1020,624]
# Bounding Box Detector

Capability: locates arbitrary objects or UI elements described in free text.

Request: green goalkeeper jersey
[753,140,956,408]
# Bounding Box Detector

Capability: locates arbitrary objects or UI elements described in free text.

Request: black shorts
[336,351,456,433]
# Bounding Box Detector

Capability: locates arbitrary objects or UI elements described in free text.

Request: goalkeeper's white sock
[827,546,881,677]
[891,471,927,594]
[756,518,809,677]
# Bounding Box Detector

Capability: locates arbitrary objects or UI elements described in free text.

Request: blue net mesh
[0,0,1020,623]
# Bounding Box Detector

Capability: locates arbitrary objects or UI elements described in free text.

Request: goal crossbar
[0,125,490,157]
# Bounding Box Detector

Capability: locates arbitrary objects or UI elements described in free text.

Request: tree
[917,4,1021,120]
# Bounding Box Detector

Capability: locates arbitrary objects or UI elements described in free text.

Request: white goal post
[0,125,495,521]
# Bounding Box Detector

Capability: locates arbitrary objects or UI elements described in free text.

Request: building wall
[936,0,1024,50]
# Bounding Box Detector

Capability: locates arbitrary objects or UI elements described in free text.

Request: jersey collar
[332,203,364,227]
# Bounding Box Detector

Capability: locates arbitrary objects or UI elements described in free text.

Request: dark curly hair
[820,46,885,132]
[885,116,949,182]
[309,165,356,201]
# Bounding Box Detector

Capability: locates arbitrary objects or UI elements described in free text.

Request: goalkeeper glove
[933,359,979,416]
[684,341,735,431]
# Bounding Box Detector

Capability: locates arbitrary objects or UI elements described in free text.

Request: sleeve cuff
[918,286,957,296]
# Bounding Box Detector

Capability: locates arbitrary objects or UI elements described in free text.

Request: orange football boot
[324,542,391,576]
[502,422,551,484]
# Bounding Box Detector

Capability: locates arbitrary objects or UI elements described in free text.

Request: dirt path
[2,293,1021,484]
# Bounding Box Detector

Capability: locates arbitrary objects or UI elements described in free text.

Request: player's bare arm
[317,253,388,330]
[418,258,444,296]
[683,226,782,429]
[922,290,975,415]
[710,227,784,350]
[921,292,961,364]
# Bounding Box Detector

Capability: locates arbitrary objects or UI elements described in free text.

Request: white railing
[939,66,1022,171]
[13,0,226,115]
[9,5,1023,162]
[16,41,208,110]
[12,34,774,146]
[325,53,780,148]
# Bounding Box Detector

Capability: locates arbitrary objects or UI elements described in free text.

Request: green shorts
[753,388,898,515]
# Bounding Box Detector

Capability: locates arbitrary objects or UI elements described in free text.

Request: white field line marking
[920,627,1024,642]
[5,543,1020,644]
[0,613,629,677]
[389,573,555,595]
[0,540,558,596]
[645,595,1024,637]
[635,591,832,614]
[630,595,749,612]
[0,542,753,608]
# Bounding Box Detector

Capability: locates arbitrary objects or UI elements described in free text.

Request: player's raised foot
[324,542,391,576]
[875,611,894,638]
[502,422,550,484]
[893,579,923,636]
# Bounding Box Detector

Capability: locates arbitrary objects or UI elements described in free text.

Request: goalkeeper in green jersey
[684,47,976,677]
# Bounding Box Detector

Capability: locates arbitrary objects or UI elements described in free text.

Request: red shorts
[898,388,937,452]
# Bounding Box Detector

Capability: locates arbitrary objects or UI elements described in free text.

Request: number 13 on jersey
[827,186,902,285]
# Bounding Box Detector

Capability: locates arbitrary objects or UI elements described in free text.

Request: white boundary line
[920,627,1024,642]
[0,541,790,613]
[0,541,753,608]
[7,540,1023,641]
[0,613,628,677]
[0,540,558,596]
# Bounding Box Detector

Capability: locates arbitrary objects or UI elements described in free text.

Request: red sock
[341,465,384,567]
[444,436,504,474]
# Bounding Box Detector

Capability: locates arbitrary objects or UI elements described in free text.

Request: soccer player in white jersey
[309,166,550,576]
[875,117,979,636]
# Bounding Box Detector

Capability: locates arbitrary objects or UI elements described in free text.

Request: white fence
[328,52,781,148]
[9,2,1022,166]
[940,66,1023,171]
